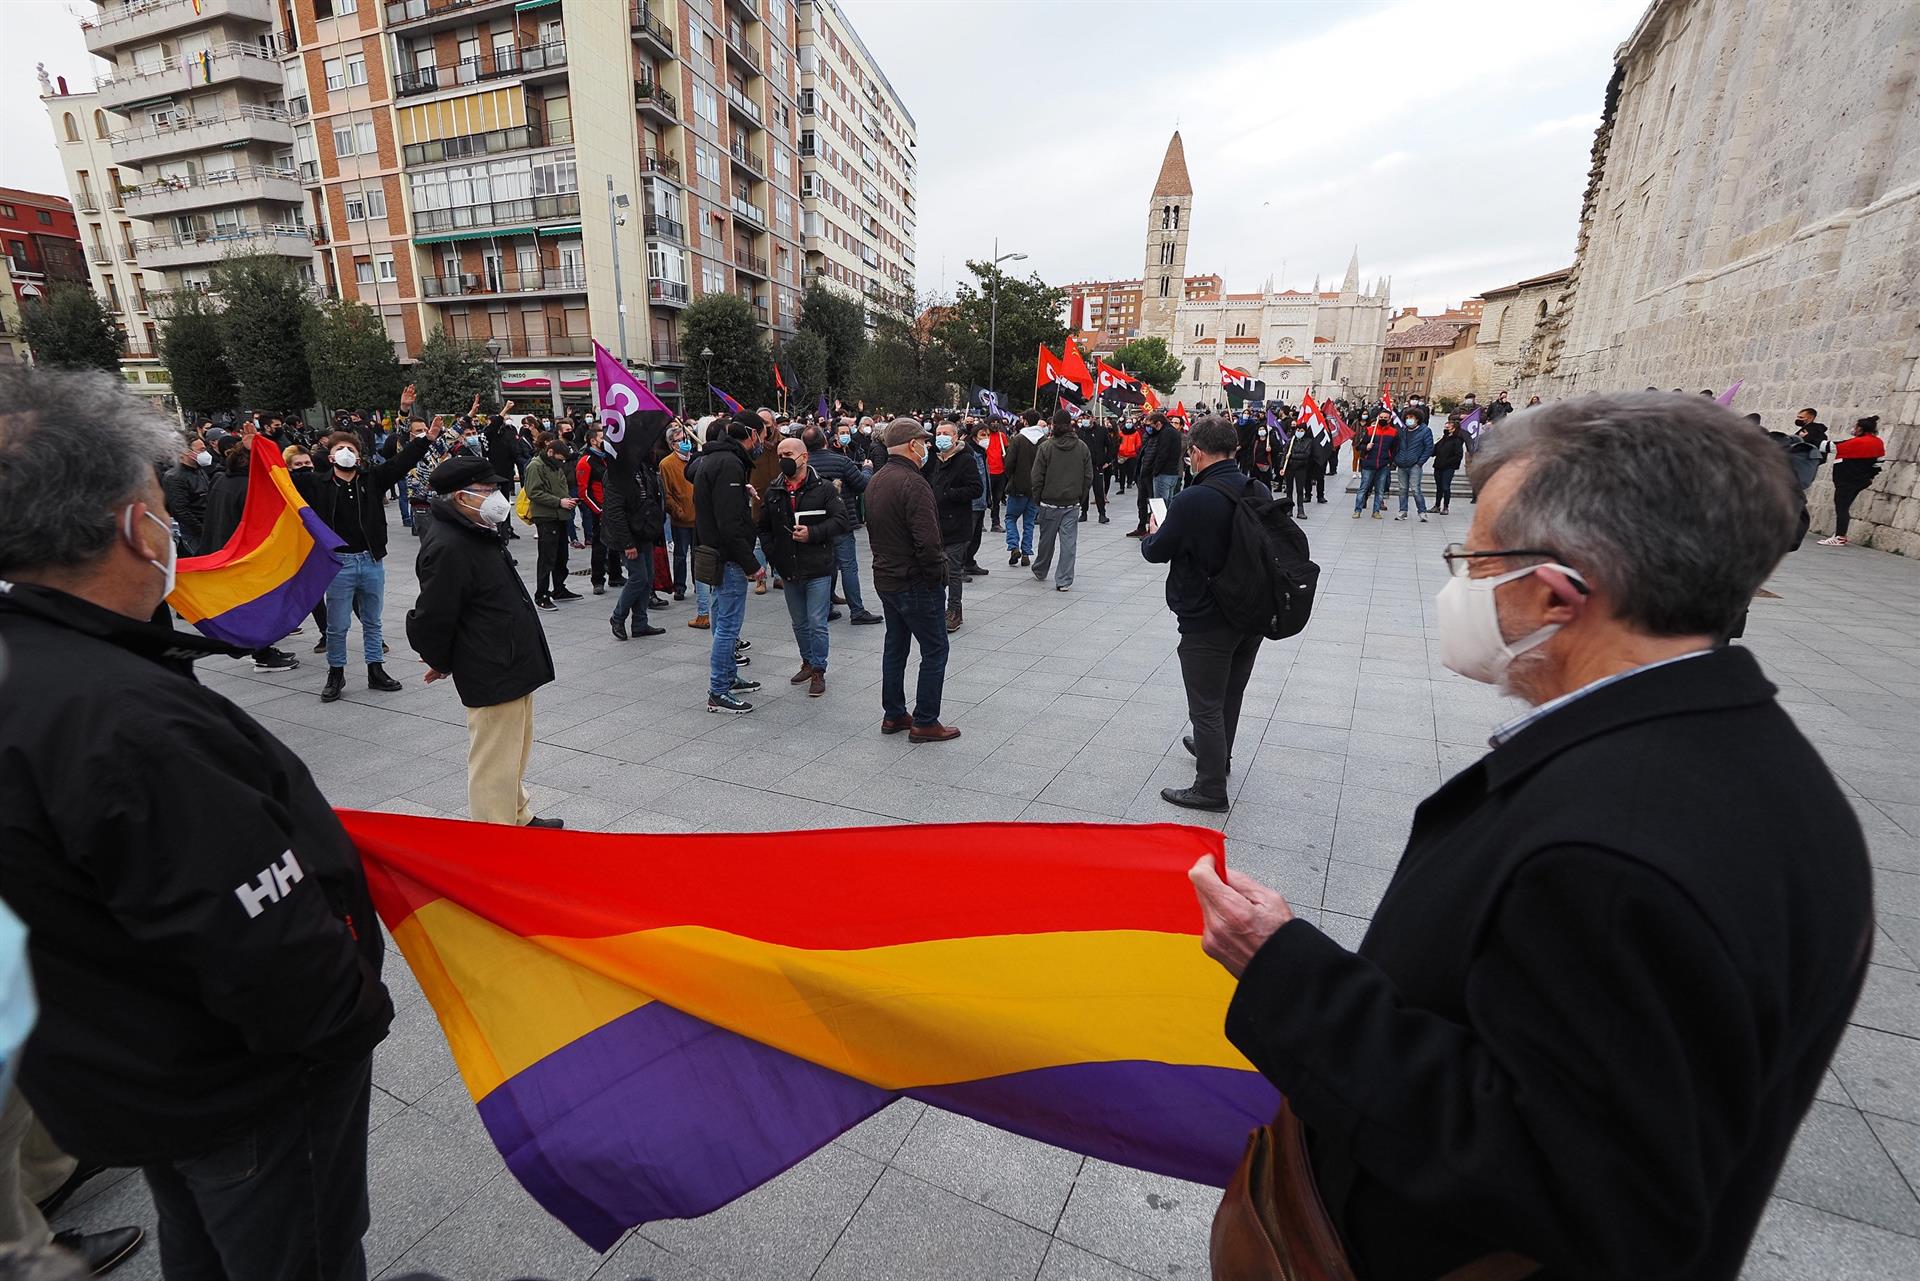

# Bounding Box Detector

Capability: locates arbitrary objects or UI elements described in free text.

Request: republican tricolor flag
[169,438,342,648]
[345,814,1277,1249]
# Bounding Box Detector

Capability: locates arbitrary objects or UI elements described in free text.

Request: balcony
[641,151,681,181]
[287,94,309,122]
[89,243,114,266]
[123,165,303,219]
[82,0,275,58]
[482,332,589,358]
[728,139,764,178]
[635,78,677,122]
[726,0,759,19]
[111,106,293,167]
[648,279,690,307]
[734,246,768,278]
[76,190,101,215]
[724,84,762,128]
[119,241,139,264]
[630,2,674,55]
[412,191,582,236]
[400,120,567,167]
[643,213,684,243]
[383,0,517,33]
[724,24,762,76]
[798,89,816,115]
[129,223,316,270]
[394,39,568,98]
[420,266,588,299]
[97,42,282,114]
[730,196,765,228]
[651,333,682,364]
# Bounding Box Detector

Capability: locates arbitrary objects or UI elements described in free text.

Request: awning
[537,224,582,238]
[515,0,561,10]
[412,226,536,246]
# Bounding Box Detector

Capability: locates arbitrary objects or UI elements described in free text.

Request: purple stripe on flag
[194,540,341,649]
[473,999,1275,1250]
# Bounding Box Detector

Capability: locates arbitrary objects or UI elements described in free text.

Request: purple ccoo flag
[594,341,672,469]
[1715,380,1744,407]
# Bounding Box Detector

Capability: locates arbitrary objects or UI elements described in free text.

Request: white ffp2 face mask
[332,446,359,470]
[466,489,513,525]
[1435,562,1584,684]
[125,506,176,597]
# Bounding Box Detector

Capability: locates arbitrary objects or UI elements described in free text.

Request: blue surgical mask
[837,433,851,446]
[0,902,32,1101]
[677,440,693,454]
[934,434,953,451]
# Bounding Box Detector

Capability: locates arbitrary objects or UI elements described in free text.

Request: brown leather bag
[1210,1100,1537,1281]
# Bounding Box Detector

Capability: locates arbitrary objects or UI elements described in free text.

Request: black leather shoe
[633,625,666,637]
[366,664,402,692]
[35,1163,104,1217]
[827,609,843,621]
[526,816,565,829]
[850,610,882,625]
[1161,786,1229,813]
[52,1226,143,1275]
[320,667,345,702]
[610,618,629,641]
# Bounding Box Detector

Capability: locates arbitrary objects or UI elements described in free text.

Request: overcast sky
[2,0,1640,313]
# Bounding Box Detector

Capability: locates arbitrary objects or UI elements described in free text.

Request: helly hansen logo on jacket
[234,850,304,919]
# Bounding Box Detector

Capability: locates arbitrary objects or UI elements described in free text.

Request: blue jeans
[880,584,950,727]
[1354,467,1388,512]
[610,546,653,627]
[1152,473,1180,502]
[1004,494,1038,555]
[784,574,831,673]
[1435,467,1458,508]
[832,534,867,614]
[1396,464,1427,514]
[671,526,694,595]
[707,563,750,696]
[324,551,385,668]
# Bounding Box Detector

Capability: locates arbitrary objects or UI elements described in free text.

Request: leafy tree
[930,261,1068,409]
[305,299,404,413]
[411,327,499,419]
[157,289,236,415]
[210,254,314,411]
[796,281,866,398]
[18,283,122,374]
[1109,336,1184,394]
[779,330,828,406]
[680,292,772,413]
[856,296,956,412]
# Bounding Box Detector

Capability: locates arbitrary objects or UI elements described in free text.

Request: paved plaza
[51,497,1920,1279]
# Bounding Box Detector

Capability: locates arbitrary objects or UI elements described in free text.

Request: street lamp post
[987,237,1026,408]
[701,346,715,413]
[484,337,503,411]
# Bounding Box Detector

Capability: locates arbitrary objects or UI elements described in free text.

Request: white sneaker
[1816,535,1848,547]
[1419,515,1428,523]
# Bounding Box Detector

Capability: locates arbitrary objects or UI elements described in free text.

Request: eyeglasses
[1441,543,1585,585]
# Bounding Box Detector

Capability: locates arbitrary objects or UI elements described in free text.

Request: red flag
[1172,400,1188,425]
[1380,382,1395,414]
[1296,391,1326,431]
[1035,346,1063,390]
[1061,339,1095,398]
[773,363,786,393]
[1324,399,1353,447]
[1219,363,1252,393]
[1141,385,1161,412]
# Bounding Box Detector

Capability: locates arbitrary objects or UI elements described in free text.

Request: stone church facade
[1511,0,1919,553]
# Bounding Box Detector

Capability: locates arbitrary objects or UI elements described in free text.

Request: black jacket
[1140,423,1186,477]
[758,467,849,581]
[923,446,983,543]
[406,497,555,709]
[807,446,870,527]
[1431,430,1467,471]
[692,438,759,575]
[0,584,392,1165]
[1077,422,1113,468]
[162,462,211,550]
[199,463,250,556]
[297,434,431,561]
[1004,430,1041,498]
[483,415,518,485]
[1226,647,1872,1280]
[1140,459,1266,633]
[601,457,664,554]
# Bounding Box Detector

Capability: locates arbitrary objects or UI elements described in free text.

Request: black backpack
[1201,475,1320,639]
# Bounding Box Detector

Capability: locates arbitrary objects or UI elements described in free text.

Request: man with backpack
[1143,416,1315,812]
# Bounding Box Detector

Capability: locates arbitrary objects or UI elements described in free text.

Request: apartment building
[38,72,172,400]
[81,0,314,291]
[794,0,915,322]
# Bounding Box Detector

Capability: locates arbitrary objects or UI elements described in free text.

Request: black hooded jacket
[406,496,555,709]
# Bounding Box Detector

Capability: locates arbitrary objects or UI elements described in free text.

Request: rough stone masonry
[1513,0,1919,555]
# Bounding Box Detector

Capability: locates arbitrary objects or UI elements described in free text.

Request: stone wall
[1517,0,1920,554]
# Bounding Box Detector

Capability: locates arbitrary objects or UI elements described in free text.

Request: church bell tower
[1139,131,1192,342]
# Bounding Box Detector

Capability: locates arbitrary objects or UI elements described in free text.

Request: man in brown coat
[863,417,958,743]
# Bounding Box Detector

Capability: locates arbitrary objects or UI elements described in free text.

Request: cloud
[1531,113,1603,137]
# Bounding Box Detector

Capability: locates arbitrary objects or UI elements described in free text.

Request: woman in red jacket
[1818,415,1885,546]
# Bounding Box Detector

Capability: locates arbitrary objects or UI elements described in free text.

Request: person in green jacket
[1030,409,1095,591]
[521,434,579,609]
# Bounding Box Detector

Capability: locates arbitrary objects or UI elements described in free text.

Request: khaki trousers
[467,694,535,826]
[0,1086,76,1250]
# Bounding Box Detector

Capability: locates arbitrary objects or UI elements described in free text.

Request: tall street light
[701,346,715,413]
[484,337,503,411]
[987,238,1026,407]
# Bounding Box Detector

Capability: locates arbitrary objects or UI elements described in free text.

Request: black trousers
[1834,477,1871,537]
[944,539,969,613]
[964,508,986,567]
[1177,626,1264,799]
[533,518,568,598]
[989,472,1010,524]
[1311,459,1327,501]
[1118,456,1138,491]
[1082,467,1109,518]
[142,1057,373,1281]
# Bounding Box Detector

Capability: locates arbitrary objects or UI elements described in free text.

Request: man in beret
[406,457,561,827]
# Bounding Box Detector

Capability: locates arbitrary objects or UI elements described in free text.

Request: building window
[376,254,396,282]
[694,84,717,126]
[1234,322,1245,337]
[325,59,345,90]
[1193,358,1201,381]
[36,210,51,226]
[346,54,368,88]
[1158,275,1169,297]
[354,258,373,284]
[336,0,358,13]
[63,113,79,142]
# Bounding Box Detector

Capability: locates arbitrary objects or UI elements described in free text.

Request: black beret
[429,457,499,494]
